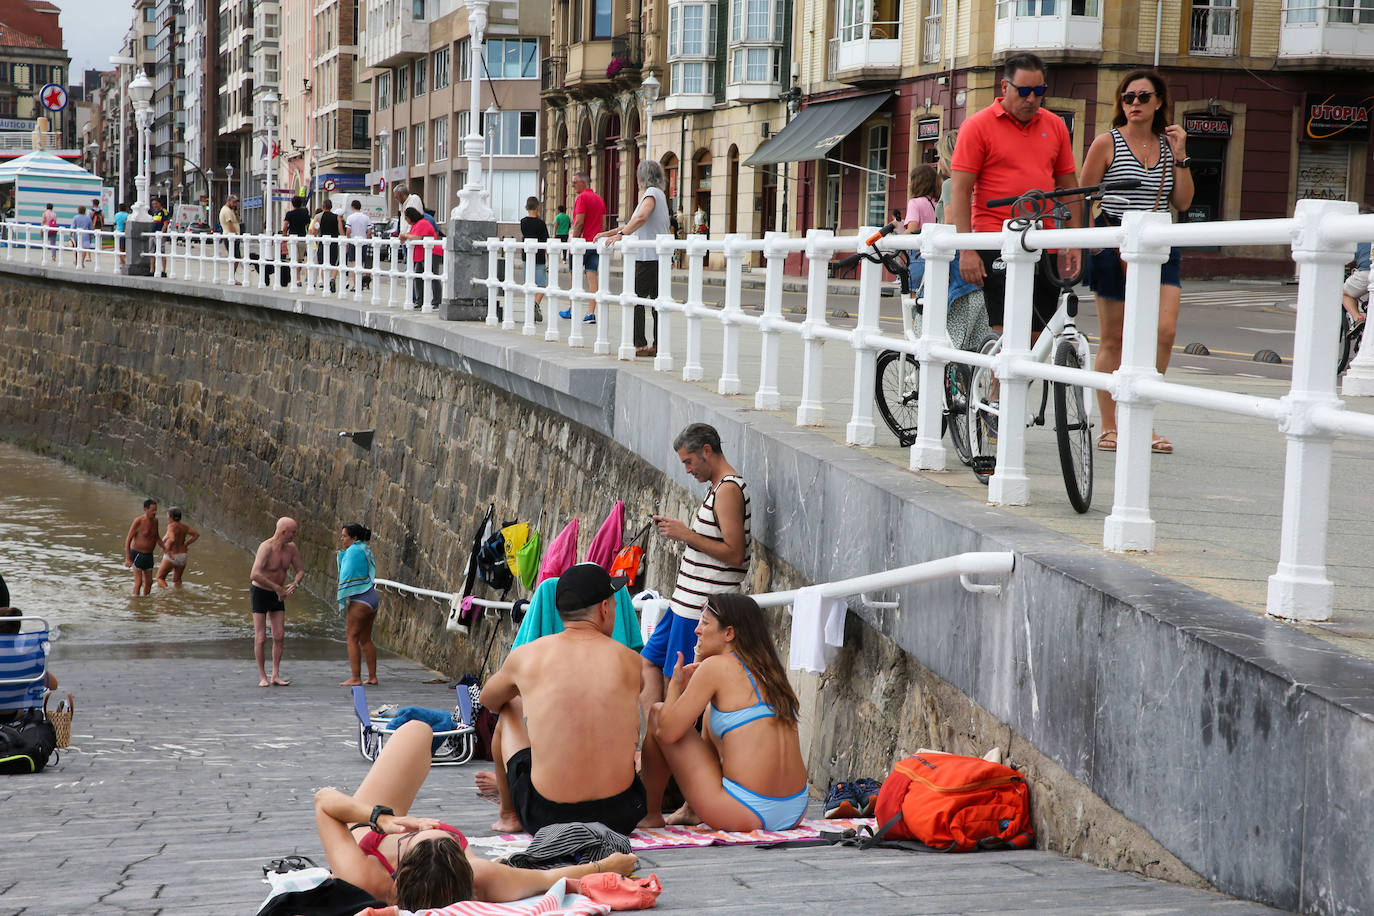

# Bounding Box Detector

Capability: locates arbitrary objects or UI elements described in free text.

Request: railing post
[911,225,955,470]
[986,227,1037,505]
[388,238,404,307]
[1103,210,1171,552]
[522,237,540,336]
[846,227,883,446]
[718,233,745,394]
[1265,198,1356,622]
[567,240,588,346]
[654,234,675,372]
[485,242,500,324]
[617,241,636,359]
[258,234,270,288]
[545,239,563,341]
[756,231,787,410]
[682,234,706,382]
[592,240,611,356]
[797,229,833,426]
[1341,250,1374,395]
[501,238,518,327]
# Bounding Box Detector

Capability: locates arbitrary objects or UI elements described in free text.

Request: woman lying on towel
[638,593,810,831]
[316,720,638,910]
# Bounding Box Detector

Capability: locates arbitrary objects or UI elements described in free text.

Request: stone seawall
[3,265,1372,913]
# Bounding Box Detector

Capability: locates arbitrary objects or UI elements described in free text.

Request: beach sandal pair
[1096,430,1173,455]
[823,777,882,818]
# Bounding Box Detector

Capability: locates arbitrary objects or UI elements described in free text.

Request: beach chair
[350,684,476,767]
[0,616,51,716]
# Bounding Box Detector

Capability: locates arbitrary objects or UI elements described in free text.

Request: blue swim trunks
[641,608,699,678]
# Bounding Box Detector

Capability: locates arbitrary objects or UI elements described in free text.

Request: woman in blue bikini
[638,593,809,831]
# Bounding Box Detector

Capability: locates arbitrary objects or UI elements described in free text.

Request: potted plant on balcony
[606,56,629,79]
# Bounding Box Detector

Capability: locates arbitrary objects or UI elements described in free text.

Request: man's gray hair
[673,422,723,456]
[393,183,409,196]
[573,171,590,184]
[637,160,665,191]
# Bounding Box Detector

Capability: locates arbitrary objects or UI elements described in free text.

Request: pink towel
[585,501,625,570]
[537,518,580,585]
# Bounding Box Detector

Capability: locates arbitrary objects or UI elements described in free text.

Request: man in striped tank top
[641,423,751,708]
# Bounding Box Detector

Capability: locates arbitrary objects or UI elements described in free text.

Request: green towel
[516,529,542,591]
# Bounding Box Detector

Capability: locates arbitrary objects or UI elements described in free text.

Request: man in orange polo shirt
[947,51,1081,332]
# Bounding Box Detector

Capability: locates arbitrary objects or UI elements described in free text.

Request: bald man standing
[249,517,305,687]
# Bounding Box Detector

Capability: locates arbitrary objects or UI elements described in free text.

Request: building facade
[0,0,73,161]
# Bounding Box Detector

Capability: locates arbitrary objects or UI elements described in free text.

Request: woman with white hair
[597,159,672,357]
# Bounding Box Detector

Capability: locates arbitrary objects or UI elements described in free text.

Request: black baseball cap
[555,563,628,613]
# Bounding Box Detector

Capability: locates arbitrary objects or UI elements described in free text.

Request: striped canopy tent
[0,150,103,224]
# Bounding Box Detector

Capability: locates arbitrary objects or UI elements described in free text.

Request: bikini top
[355,822,468,876]
[707,655,777,737]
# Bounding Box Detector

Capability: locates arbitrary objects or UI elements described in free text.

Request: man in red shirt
[564,171,607,322]
[948,51,1081,331]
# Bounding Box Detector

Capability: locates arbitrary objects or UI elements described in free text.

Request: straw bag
[47,692,74,748]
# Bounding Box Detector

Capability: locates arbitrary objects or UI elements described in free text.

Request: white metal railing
[1189,5,1237,55]
[0,221,450,312]
[0,131,61,151]
[473,203,1374,625]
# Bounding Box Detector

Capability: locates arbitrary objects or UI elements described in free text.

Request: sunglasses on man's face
[1005,82,1048,98]
[1121,91,1155,105]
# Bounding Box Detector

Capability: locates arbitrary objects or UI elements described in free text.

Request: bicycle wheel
[875,349,944,447]
[945,361,974,466]
[1338,312,1363,376]
[967,334,1002,484]
[1052,336,1094,514]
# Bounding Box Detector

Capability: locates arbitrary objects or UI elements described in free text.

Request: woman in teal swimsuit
[638,594,809,831]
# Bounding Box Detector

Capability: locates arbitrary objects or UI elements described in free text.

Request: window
[999,0,1098,14]
[483,38,539,78]
[924,0,942,62]
[485,110,538,155]
[824,160,841,229]
[433,115,449,159]
[262,53,279,83]
[731,48,777,82]
[1284,0,1318,23]
[668,1,717,94]
[145,6,157,21]
[145,35,157,51]
[413,122,426,163]
[412,0,426,18]
[457,38,470,80]
[413,56,426,95]
[592,0,613,37]
[432,173,447,211]
[572,0,583,41]
[263,11,280,38]
[1331,0,1374,23]
[397,66,408,102]
[353,111,370,148]
[433,47,450,88]
[731,0,773,40]
[396,128,407,166]
[865,124,889,227]
[489,169,539,222]
[376,72,390,109]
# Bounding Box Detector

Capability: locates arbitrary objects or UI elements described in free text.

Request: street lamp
[86,141,100,174]
[639,74,660,166]
[311,141,322,208]
[206,167,215,218]
[485,102,498,209]
[455,0,495,221]
[377,129,391,200]
[127,72,153,220]
[262,89,280,233]
[225,162,234,207]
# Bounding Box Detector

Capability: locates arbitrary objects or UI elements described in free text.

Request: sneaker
[851,777,883,816]
[535,305,544,323]
[822,782,864,819]
[558,308,572,320]
[583,312,597,324]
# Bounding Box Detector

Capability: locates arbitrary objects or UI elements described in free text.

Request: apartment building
[280,0,315,198]
[150,0,186,201]
[214,0,281,231]
[0,0,73,159]
[362,0,549,226]
[759,0,1373,273]
[312,0,371,195]
[184,0,231,208]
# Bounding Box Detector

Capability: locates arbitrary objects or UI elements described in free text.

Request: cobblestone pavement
[2,639,1286,915]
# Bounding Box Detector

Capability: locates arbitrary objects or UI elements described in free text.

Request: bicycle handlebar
[865,222,898,246]
[985,179,1141,210]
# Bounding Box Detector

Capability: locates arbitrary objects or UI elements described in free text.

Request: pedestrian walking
[315,198,342,292]
[344,198,374,290]
[519,196,549,321]
[561,172,606,321]
[596,160,670,356]
[554,204,571,268]
[41,202,58,261]
[113,203,129,266]
[219,195,243,283]
[897,165,940,295]
[71,204,94,268]
[1079,68,1194,456]
[281,195,312,285]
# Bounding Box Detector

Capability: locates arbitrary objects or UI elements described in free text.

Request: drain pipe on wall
[1154,0,1163,67]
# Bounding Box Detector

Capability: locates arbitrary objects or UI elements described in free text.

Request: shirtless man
[249,517,305,687]
[481,563,647,836]
[155,507,200,587]
[123,499,160,596]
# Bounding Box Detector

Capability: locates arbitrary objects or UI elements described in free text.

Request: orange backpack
[868,752,1033,852]
[607,521,651,588]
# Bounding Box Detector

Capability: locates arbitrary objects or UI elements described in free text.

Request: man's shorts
[583,250,600,274]
[641,608,699,679]
[505,747,647,836]
[127,549,154,571]
[1344,269,1369,301]
[251,584,286,614]
[977,249,1061,332]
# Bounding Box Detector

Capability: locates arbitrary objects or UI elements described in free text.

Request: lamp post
[455,0,495,220]
[485,102,498,211]
[206,167,215,219]
[128,72,154,220]
[110,55,135,207]
[377,129,390,200]
[86,141,100,174]
[639,74,660,166]
[312,141,322,208]
[225,162,234,207]
[262,89,280,233]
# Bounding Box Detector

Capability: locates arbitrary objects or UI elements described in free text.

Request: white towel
[788,586,848,674]
[634,590,667,644]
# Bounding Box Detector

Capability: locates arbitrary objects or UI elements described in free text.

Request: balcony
[611,26,644,68]
[363,18,429,70]
[1190,6,1236,56]
[992,1,1103,56]
[828,23,901,84]
[564,41,616,94]
[541,55,566,98]
[1279,1,1374,61]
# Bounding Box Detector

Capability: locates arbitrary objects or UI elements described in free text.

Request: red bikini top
[356,822,468,876]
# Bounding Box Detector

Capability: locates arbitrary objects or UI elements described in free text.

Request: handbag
[47,692,74,748]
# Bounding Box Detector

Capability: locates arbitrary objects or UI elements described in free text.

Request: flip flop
[1152,434,1174,455]
[1097,430,1117,452]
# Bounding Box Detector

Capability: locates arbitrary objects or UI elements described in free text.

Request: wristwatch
[1174,157,1192,170]
[369,804,394,833]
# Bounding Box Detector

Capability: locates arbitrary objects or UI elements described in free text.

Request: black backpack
[0,709,58,774]
[477,524,515,594]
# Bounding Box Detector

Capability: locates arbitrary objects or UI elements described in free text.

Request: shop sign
[1184,115,1232,137]
[916,118,941,141]
[1303,94,1372,143]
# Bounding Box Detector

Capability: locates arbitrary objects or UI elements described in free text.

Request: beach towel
[511,576,644,651]
[516,529,542,591]
[537,519,579,585]
[467,818,872,858]
[788,587,847,674]
[584,501,625,570]
[395,878,610,916]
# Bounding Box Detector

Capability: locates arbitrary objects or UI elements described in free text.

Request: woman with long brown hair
[637,593,809,831]
[1079,68,1193,455]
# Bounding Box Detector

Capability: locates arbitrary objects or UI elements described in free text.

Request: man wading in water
[123,499,161,596]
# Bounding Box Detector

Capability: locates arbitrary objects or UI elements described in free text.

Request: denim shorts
[535,262,548,286]
[583,250,600,273]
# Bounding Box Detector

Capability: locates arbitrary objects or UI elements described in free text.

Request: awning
[744,92,891,167]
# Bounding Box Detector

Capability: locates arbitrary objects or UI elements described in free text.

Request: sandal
[1151,434,1174,455]
[1096,430,1117,452]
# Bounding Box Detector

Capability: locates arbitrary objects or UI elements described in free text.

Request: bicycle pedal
[971,456,997,476]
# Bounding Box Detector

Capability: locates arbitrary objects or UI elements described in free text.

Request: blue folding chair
[0,616,51,716]
[350,684,476,766]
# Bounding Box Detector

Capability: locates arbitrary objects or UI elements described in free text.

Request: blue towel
[386,706,458,752]
[511,576,644,651]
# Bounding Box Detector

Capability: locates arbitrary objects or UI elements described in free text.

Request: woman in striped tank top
[1080,70,1194,455]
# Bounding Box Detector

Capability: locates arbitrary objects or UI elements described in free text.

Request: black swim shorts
[128,549,154,571]
[251,584,286,614]
[505,747,647,836]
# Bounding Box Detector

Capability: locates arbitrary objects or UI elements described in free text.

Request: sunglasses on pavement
[1121,91,1156,105]
[1006,82,1048,98]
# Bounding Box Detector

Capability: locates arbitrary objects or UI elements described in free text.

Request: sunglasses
[1121,91,1156,105]
[1005,82,1048,98]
